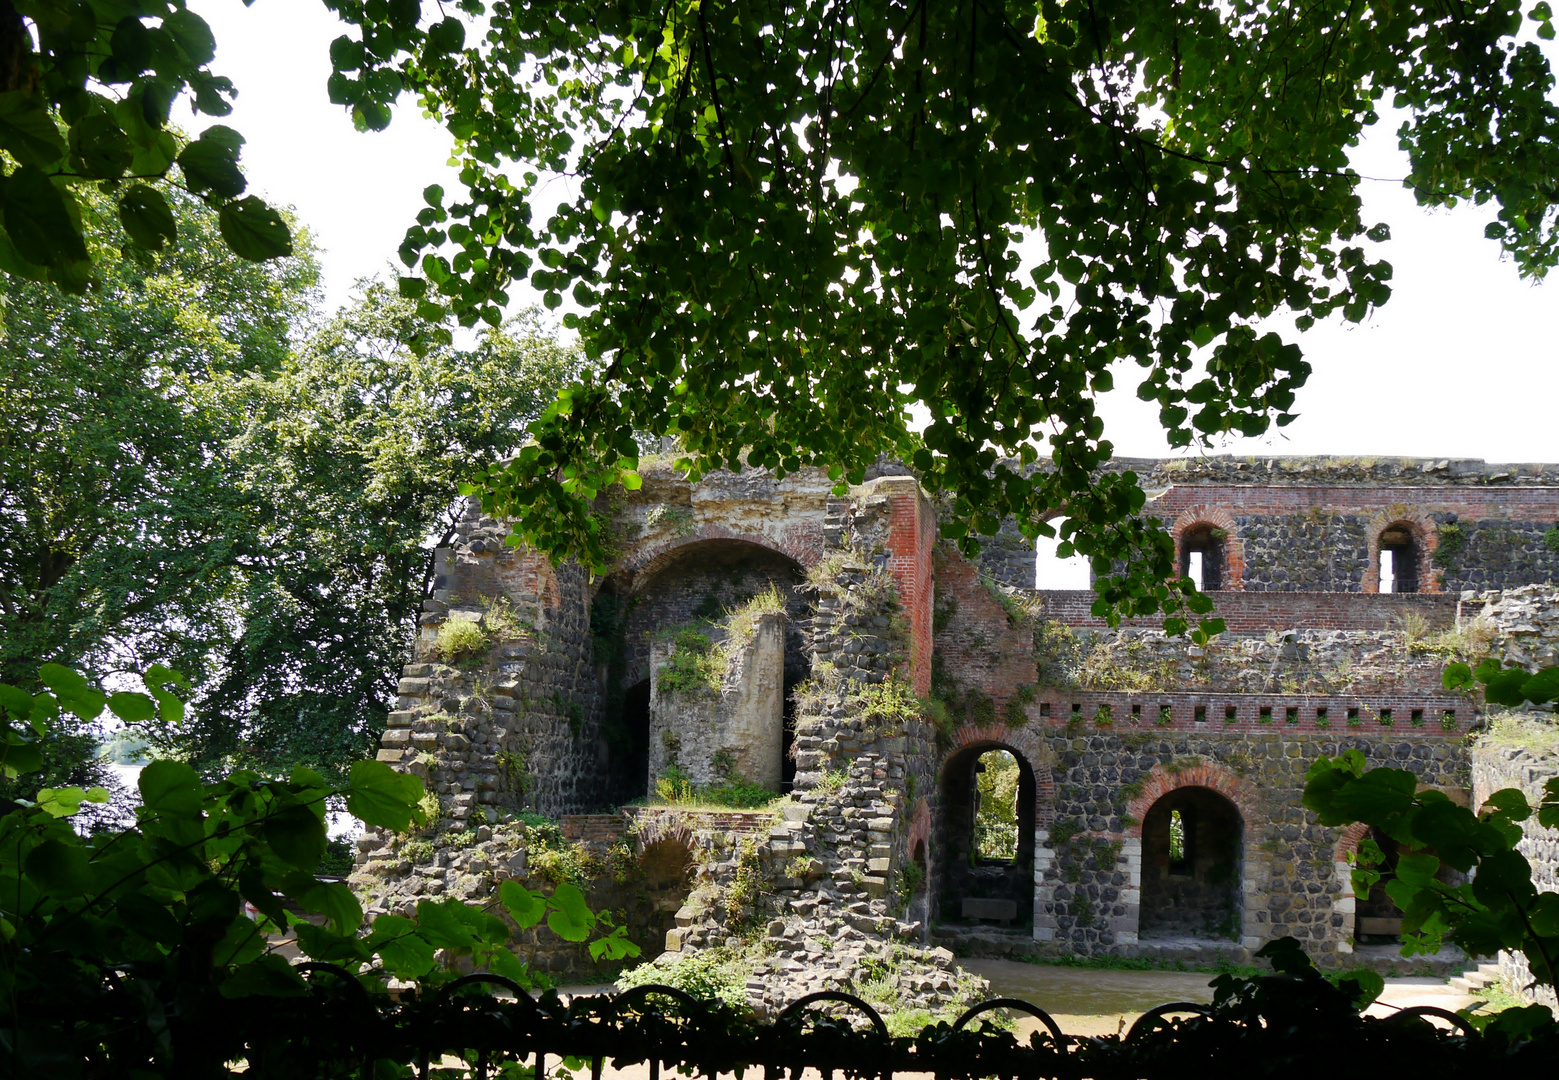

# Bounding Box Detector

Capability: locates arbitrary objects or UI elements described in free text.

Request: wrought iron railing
[38,962,1540,1080]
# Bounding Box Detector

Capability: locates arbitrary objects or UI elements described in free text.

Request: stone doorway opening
[936,743,1035,928]
[1139,786,1242,941]
[636,836,695,957]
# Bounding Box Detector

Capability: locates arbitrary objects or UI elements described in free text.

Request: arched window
[1180,524,1226,591]
[1377,523,1420,594]
[1140,786,1242,941]
[936,742,1037,927]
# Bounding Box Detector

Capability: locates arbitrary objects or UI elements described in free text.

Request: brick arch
[1364,505,1441,594]
[631,809,698,850]
[619,525,823,582]
[942,724,1056,826]
[1171,505,1245,590]
[1123,759,1259,838]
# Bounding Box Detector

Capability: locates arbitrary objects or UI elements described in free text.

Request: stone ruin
[350,455,1559,1011]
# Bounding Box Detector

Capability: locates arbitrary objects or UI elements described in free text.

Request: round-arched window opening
[1180,525,1226,592]
[1378,524,1420,593]
[1140,786,1243,941]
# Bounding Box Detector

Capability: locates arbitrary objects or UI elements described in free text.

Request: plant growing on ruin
[479,595,531,640]
[656,628,725,696]
[815,769,849,795]
[1432,523,1467,570]
[435,616,491,665]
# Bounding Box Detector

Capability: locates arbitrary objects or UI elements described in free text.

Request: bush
[435,616,490,663]
[617,946,753,1009]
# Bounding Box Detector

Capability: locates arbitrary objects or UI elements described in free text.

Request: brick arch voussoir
[1123,760,1259,838]
[1171,505,1245,590]
[619,524,823,584]
[631,809,698,851]
[939,725,1056,828]
[1364,505,1441,594]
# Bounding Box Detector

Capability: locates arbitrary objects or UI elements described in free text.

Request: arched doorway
[936,743,1036,928]
[636,837,695,957]
[1139,786,1243,941]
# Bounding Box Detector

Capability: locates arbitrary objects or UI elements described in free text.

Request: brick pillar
[876,477,937,697]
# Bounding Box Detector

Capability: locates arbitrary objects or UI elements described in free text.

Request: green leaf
[118,186,178,251]
[488,945,534,987]
[1484,667,1530,707]
[366,914,437,978]
[0,736,44,779]
[0,91,66,168]
[68,111,134,178]
[218,196,292,261]
[545,882,594,942]
[1520,666,1559,704]
[0,684,32,721]
[219,954,310,998]
[499,879,546,928]
[35,787,87,817]
[163,9,217,65]
[264,803,328,870]
[107,690,157,724]
[1333,968,1384,1010]
[283,873,363,934]
[178,127,246,197]
[138,758,202,817]
[38,663,105,720]
[24,838,92,898]
[1442,662,1474,691]
[346,759,426,831]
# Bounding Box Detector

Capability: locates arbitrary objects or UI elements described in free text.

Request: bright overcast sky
[193,2,1556,479]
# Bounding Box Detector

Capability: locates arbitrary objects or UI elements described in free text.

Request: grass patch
[1477,716,1559,756]
[1019,952,1263,977]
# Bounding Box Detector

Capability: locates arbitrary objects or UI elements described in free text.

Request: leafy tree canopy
[323,0,1559,631]
[0,0,293,286]
[0,189,584,785]
[5,0,1559,630]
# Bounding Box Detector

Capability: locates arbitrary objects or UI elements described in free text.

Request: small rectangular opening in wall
[1259,706,1273,724]
[1316,707,1329,728]
[1225,705,1238,724]
[1158,704,1173,726]
[1194,705,1207,724]
[1347,707,1360,725]
[1410,708,1424,726]
[1039,702,1051,718]
[1285,706,1299,724]
[1442,709,1457,730]
[1131,703,1142,719]
[1379,708,1393,726]
[1071,703,1082,715]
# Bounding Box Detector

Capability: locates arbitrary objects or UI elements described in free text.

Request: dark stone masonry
[351,455,1559,1007]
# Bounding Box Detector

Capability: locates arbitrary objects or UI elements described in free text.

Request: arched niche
[1364,507,1439,594]
[1171,506,1244,591]
[1139,786,1243,942]
[936,742,1037,928]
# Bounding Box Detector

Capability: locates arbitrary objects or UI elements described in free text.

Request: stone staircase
[1447,963,1503,995]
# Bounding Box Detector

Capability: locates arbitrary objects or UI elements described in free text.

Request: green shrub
[435,616,489,663]
[618,946,753,1009]
[657,628,723,694]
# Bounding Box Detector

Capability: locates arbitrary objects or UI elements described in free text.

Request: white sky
[193,3,1556,586]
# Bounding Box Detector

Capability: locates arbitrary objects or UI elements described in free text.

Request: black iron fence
[25,962,1555,1079]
